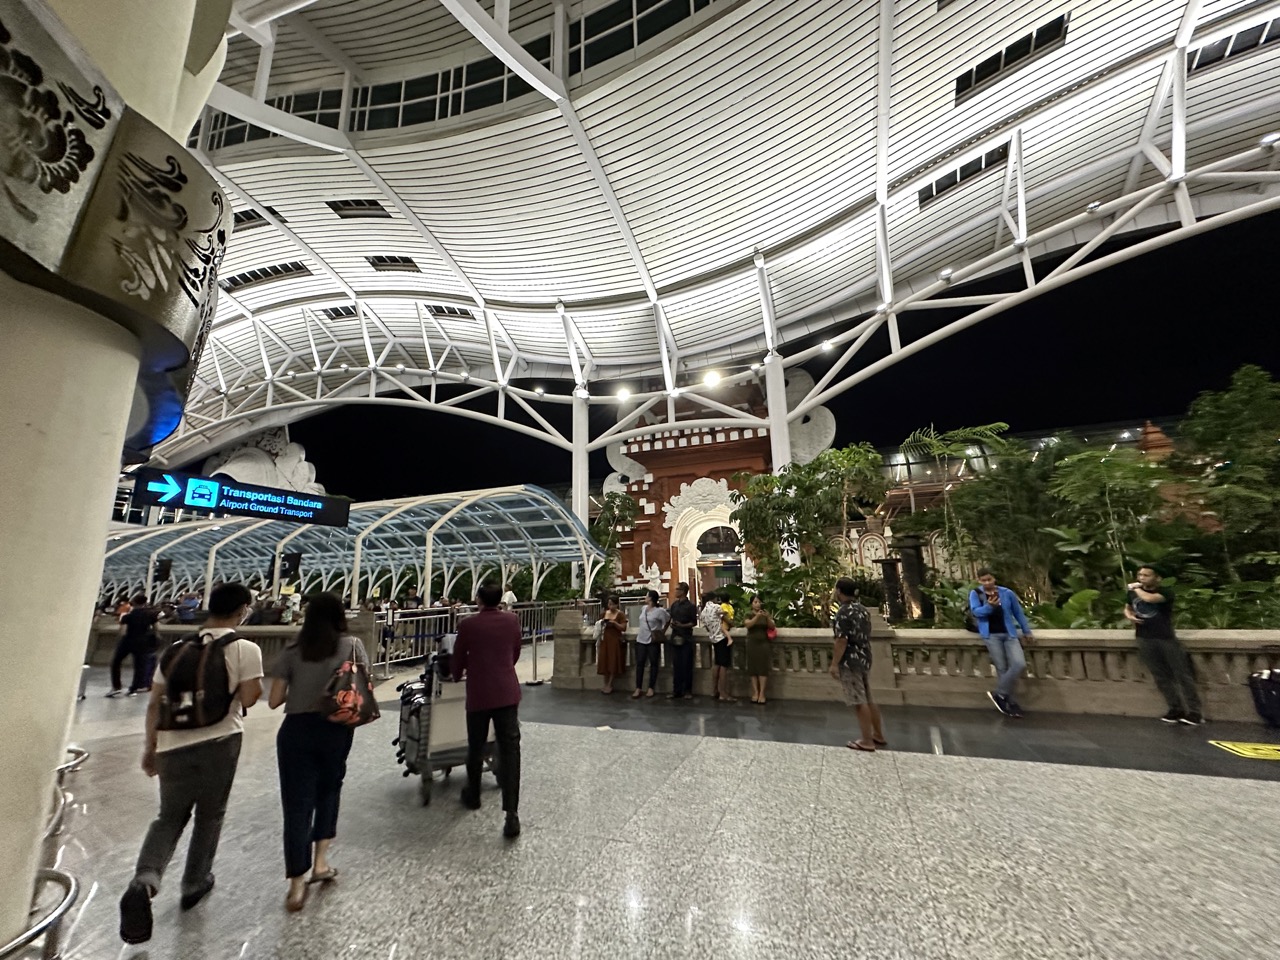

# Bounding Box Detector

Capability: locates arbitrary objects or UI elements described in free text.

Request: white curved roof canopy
[101,485,605,603]
[161,0,1280,466]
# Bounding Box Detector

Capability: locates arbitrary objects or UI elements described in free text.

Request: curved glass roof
[102,485,603,598]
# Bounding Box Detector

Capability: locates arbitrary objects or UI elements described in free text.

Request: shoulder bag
[319,637,381,727]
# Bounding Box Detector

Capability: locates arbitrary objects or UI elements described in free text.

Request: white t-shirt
[154,627,264,754]
[501,590,518,607]
[636,606,671,644]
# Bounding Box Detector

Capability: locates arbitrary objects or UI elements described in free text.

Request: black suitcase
[1248,670,1280,727]
[392,675,430,775]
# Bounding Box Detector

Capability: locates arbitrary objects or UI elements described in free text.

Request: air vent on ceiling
[954,14,1070,102]
[1188,17,1280,74]
[367,255,421,272]
[219,261,312,293]
[322,305,359,320]
[326,198,392,219]
[232,207,284,231]
[917,143,1010,208]
[428,304,473,318]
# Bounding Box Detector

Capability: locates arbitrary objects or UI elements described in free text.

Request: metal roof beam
[434,0,567,102]
[282,13,366,83]
[206,82,348,151]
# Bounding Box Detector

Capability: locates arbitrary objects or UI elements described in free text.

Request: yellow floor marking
[1208,741,1280,760]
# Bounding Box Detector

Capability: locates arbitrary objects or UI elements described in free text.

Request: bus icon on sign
[184,478,220,509]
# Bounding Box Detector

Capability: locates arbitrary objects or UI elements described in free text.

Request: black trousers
[111,636,153,692]
[634,642,660,690]
[669,640,695,697]
[1139,635,1202,714]
[276,713,355,878]
[466,705,520,813]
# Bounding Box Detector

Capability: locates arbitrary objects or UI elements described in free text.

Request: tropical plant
[589,491,638,592]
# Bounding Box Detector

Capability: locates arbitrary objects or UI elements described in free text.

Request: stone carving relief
[859,533,888,566]
[603,438,647,495]
[784,368,836,465]
[662,477,734,528]
[203,427,325,494]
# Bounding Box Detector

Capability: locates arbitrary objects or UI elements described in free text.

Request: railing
[0,870,79,960]
[551,611,1280,721]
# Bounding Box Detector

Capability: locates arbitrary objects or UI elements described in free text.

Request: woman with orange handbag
[268,592,372,912]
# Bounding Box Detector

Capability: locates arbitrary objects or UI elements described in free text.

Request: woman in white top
[632,590,670,699]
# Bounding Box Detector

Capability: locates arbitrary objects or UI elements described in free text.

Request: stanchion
[524,609,546,687]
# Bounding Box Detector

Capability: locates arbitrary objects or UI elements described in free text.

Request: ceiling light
[1261,132,1280,148]
[460,371,470,381]
[617,388,631,401]
[703,371,721,387]
[574,385,589,399]
[534,386,545,395]
[938,268,953,282]
[1086,201,1102,213]
[669,387,681,397]
[749,363,760,371]
[395,363,405,372]
[340,363,349,371]
[820,340,833,352]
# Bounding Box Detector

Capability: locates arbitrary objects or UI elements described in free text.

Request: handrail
[0,869,79,960]
[55,747,88,780]
[42,785,68,842]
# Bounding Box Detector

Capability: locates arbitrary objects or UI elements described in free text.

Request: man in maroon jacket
[452,582,523,838]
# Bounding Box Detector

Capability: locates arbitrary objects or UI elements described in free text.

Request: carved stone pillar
[0,1,229,940]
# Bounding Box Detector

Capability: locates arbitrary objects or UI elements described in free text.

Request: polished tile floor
[47,674,1280,959]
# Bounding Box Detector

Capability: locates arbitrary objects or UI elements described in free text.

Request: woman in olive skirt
[744,595,775,704]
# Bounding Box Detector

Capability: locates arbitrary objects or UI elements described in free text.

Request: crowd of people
[115,580,525,946]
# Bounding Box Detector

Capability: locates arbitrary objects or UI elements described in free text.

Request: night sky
[289,209,1280,502]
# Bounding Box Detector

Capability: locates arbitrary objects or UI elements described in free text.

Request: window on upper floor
[1188,17,1280,74]
[954,14,1070,103]
[326,199,392,219]
[917,143,1010,208]
[367,256,421,273]
[220,262,313,293]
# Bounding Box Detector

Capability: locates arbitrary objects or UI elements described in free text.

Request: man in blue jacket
[970,568,1034,717]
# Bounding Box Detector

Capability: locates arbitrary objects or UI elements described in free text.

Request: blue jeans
[984,633,1026,699]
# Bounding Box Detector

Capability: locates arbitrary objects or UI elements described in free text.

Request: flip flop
[872,738,888,746]
[308,868,338,884]
[846,740,876,752]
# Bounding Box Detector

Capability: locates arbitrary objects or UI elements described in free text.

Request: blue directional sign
[130,468,349,527]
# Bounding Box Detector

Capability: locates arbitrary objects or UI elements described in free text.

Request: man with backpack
[119,582,264,945]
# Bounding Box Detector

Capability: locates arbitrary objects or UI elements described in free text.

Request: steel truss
[157,0,1280,514]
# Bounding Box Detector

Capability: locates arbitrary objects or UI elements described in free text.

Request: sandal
[847,740,876,752]
[630,690,642,699]
[645,689,655,698]
[285,885,308,912]
[308,868,338,884]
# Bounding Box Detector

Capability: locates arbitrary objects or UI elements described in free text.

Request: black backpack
[157,632,240,730]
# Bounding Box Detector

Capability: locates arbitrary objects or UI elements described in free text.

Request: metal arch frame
[159,0,1280,517]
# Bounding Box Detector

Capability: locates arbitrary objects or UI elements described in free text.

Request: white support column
[495,0,511,31]
[762,351,792,474]
[552,2,569,81]
[571,390,590,525]
[252,22,277,101]
[0,273,140,940]
[1171,45,1188,182]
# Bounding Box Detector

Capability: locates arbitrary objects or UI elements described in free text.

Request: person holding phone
[970,568,1034,718]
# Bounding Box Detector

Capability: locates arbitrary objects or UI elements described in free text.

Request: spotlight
[749,363,761,371]
[395,364,405,372]
[703,371,721,387]
[460,371,470,381]
[821,340,833,352]
[938,268,953,282]
[1261,132,1280,148]
[340,363,349,371]
[876,302,890,314]
[1086,201,1102,213]
[669,387,681,398]
[617,388,631,401]
[534,386,545,395]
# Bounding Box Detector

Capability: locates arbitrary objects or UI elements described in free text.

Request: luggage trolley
[392,635,496,806]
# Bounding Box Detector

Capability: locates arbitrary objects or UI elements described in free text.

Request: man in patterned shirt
[830,577,886,752]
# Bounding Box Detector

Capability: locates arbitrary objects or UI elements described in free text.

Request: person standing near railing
[1126,565,1204,725]
[667,582,699,700]
[970,568,1034,718]
[831,577,885,751]
[744,595,775,705]
[597,595,627,694]
[500,584,518,610]
[702,591,735,702]
[632,590,670,699]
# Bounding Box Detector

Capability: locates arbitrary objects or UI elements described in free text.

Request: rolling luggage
[1248,669,1280,727]
[393,675,430,776]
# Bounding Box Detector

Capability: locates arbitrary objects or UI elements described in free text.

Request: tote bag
[320,637,381,727]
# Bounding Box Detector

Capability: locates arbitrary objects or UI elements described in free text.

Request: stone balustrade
[550,610,1280,722]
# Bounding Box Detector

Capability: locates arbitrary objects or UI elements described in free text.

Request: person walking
[744,595,775,704]
[452,582,524,838]
[1126,565,1204,725]
[107,594,159,697]
[830,577,886,751]
[667,582,699,700]
[632,590,670,699]
[702,591,734,702]
[970,568,1035,718]
[119,583,263,945]
[597,594,627,694]
[267,592,369,912]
